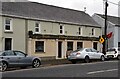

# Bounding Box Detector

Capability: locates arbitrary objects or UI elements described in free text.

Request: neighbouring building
[0,2,101,59]
[92,13,120,48]
[0,0,28,2]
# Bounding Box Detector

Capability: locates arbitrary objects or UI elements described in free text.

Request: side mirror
[25,54,28,57]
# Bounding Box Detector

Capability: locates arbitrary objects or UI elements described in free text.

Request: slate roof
[1,2,100,27]
[96,14,120,26]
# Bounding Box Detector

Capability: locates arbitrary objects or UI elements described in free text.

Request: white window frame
[35,22,41,34]
[59,24,64,35]
[34,40,45,53]
[4,18,13,32]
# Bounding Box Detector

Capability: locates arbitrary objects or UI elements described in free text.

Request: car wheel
[85,56,90,63]
[101,55,105,61]
[117,55,120,60]
[71,60,77,64]
[1,61,8,72]
[32,59,41,68]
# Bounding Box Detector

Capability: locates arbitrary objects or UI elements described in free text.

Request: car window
[118,48,120,51]
[85,49,92,52]
[107,49,115,51]
[3,51,15,56]
[91,48,97,52]
[14,51,25,57]
[73,48,84,52]
[0,51,3,56]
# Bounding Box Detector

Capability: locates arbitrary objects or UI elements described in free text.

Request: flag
[107,32,113,39]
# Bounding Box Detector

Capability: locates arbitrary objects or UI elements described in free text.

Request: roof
[96,14,120,26]
[1,2,100,27]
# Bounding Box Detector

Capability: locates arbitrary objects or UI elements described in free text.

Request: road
[1,60,119,79]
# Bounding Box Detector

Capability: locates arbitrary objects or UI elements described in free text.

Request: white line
[87,69,118,75]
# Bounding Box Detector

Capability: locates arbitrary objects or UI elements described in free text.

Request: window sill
[35,52,45,54]
[4,30,13,33]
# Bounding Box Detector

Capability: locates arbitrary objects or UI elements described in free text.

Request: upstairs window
[78,27,82,35]
[5,18,12,31]
[35,22,41,33]
[92,28,95,35]
[60,24,64,34]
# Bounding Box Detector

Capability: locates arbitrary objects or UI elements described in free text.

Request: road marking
[87,69,118,75]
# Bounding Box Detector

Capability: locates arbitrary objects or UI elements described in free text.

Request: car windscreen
[107,49,115,51]
[0,51,3,56]
[73,48,84,52]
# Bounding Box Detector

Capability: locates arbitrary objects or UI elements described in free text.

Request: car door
[85,48,94,59]
[3,51,19,66]
[14,51,32,66]
[91,48,100,59]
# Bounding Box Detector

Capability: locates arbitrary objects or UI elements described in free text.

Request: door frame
[4,37,13,50]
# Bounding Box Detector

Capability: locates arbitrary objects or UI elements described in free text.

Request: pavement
[41,59,72,66]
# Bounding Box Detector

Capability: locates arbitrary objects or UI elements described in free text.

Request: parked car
[105,47,120,60]
[67,48,105,64]
[0,50,41,72]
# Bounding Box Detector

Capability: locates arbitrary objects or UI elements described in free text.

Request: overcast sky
[29,0,119,17]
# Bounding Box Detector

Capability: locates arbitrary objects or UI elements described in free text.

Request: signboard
[99,37,105,44]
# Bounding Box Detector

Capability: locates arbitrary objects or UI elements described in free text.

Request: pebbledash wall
[0,2,102,59]
[27,20,101,59]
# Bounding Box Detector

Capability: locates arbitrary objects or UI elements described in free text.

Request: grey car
[0,50,41,71]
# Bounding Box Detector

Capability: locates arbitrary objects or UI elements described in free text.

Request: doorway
[5,38,12,50]
[58,41,62,58]
[93,42,98,50]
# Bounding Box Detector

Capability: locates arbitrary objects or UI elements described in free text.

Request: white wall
[92,14,117,48]
[0,16,2,51]
[118,27,120,43]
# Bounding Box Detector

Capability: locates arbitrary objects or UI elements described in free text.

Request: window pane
[60,26,62,29]
[35,23,39,27]
[78,27,81,35]
[60,30,62,34]
[35,41,44,52]
[92,28,94,35]
[35,28,39,32]
[77,42,83,49]
[6,19,10,24]
[67,42,73,51]
[5,25,10,30]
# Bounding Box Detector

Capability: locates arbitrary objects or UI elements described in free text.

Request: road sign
[99,37,105,44]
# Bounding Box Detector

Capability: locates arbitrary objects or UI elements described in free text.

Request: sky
[29,0,119,17]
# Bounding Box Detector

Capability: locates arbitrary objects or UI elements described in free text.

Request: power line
[107,1,120,6]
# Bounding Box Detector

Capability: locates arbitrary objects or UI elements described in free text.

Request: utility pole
[103,0,108,54]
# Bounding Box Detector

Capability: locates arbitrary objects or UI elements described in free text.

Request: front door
[58,41,62,58]
[93,42,97,50]
[5,38,12,50]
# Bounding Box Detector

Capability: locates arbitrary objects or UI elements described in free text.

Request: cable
[107,1,120,6]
